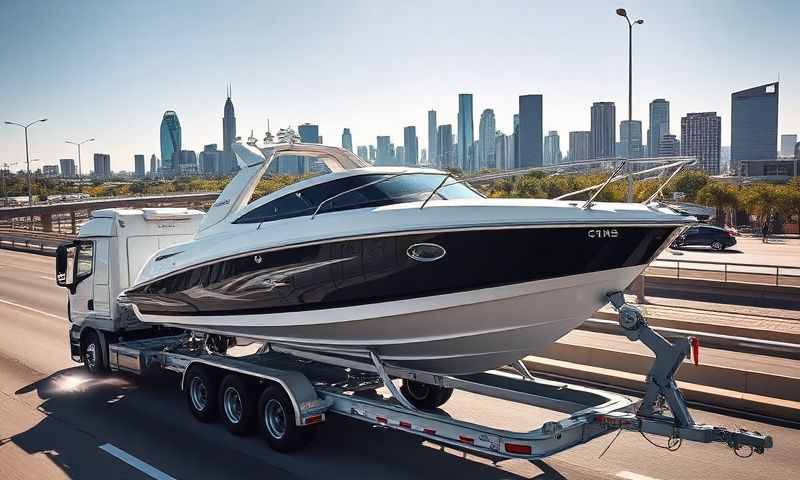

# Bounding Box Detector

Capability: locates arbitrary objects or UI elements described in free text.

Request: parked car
[671,225,737,251]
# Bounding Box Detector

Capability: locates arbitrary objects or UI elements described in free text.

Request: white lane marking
[99,443,177,480]
[0,297,66,320]
[616,472,662,480]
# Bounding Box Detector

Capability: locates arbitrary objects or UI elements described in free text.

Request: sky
[1,0,798,172]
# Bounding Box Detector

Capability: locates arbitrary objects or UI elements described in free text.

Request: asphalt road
[1,249,798,480]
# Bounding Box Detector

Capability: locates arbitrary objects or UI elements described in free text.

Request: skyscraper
[648,99,670,157]
[356,145,368,161]
[222,86,237,174]
[658,135,680,157]
[590,102,616,159]
[731,83,779,173]
[568,131,590,161]
[368,145,376,162]
[93,153,111,179]
[457,94,474,171]
[779,134,797,157]
[403,126,418,166]
[427,110,437,167]
[159,110,181,173]
[518,95,543,168]
[287,123,320,174]
[59,158,76,177]
[149,154,158,177]
[513,114,520,168]
[437,124,454,169]
[134,154,145,177]
[199,144,223,175]
[619,120,643,159]
[376,136,392,166]
[681,112,721,175]
[478,109,496,170]
[543,131,561,165]
[175,150,198,176]
[341,128,353,151]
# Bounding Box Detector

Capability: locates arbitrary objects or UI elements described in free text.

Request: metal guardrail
[580,318,800,360]
[647,258,800,288]
[0,231,70,255]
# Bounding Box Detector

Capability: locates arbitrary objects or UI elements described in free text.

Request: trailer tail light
[458,435,475,445]
[399,421,412,429]
[303,414,323,425]
[690,337,700,365]
[376,416,388,424]
[423,428,436,435]
[504,443,532,455]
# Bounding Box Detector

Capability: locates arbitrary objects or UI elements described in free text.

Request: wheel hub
[265,399,287,439]
[223,387,243,424]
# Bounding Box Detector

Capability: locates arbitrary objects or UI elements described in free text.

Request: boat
[119,140,694,375]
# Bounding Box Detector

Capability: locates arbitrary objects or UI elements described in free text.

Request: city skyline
[1,1,798,172]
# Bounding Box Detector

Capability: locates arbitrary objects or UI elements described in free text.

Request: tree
[777,181,800,234]
[738,183,780,222]
[696,182,738,226]
[671,171,709,202]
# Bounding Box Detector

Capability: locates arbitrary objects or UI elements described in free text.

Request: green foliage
[671,171,709,201]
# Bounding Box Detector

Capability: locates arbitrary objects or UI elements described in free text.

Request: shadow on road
[7,367,570,479]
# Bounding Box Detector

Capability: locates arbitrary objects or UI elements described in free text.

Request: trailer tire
[81,330,108,375]
[401,380,454,409]
[185,366,219,423]
[258,385,316,453]
[219,374,257,435]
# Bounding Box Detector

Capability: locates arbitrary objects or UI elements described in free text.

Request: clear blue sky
[1,0,797,171]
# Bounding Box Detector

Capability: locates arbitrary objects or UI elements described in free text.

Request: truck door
[70,240,95,322]
[92,238,112,317]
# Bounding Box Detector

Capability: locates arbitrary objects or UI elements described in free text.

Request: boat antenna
[581,161,627,210]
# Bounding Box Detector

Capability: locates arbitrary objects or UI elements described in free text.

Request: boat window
[235,173,482,224]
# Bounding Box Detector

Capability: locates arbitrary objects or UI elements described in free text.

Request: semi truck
[54,207,772,457]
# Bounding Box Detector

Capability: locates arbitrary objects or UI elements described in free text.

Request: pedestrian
[761,216,770,244]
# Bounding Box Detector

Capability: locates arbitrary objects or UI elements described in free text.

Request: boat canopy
[258,143,371,172]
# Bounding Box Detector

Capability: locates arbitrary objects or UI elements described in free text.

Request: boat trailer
[107,291,772,460]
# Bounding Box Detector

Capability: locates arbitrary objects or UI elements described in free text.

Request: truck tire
[400,380,454,409]
[82,331,108,375]
[219,374,257,435]
[257,385,316,452]
[185,366,219,423]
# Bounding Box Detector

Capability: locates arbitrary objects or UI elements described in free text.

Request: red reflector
[690,336,700,365]
[376,416,387,424]
[423,428,436,435]
[399,421,412,429]
[459,435,475,445]
[303,414,323,425]
[505,443,532,455]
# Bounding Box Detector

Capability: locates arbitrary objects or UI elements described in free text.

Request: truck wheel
[258,385,316,452]
[82,331,108,375]
[186,366,219,423]
[219,374,257,435]
[401,380,454,409]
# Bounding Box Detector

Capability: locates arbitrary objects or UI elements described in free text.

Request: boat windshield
[235,173,481,224]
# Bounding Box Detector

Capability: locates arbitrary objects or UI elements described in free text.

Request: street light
[616,8,644,202]
[4,118,48,206]
[65,137,95,194]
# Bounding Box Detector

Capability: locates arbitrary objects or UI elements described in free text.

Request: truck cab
[56,207,205,371]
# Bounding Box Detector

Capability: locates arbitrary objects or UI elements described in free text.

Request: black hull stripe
[127,226,679,316]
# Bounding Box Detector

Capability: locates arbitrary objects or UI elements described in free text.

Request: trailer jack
[605,292,773,455]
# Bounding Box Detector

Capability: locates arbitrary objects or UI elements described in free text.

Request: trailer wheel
[401,380,454,409]
[257,385,316,452]
[185,366,219,423]
[219,374,256,435]
[81,331,108,375]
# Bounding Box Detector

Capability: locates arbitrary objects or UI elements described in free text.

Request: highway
[1,249,798,479]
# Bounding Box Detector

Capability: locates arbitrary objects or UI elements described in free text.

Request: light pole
[4,118,48,206]
[616,8,643,202]
[66,138,95,194]
[1,162,18,207]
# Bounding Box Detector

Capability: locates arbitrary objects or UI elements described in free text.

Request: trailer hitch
[605,292,773,455]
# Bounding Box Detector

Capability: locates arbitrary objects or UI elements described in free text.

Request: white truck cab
[56,207,204,371]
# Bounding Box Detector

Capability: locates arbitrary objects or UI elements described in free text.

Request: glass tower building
[731,82,779,174]
[518,95,543,168]
[648,99,670,157]
[457,94,474,171]
[590,102,615,159]
[159,111,181,174]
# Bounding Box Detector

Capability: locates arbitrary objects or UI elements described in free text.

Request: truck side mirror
[56,243,77,292]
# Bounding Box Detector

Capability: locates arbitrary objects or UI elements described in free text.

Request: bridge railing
[0,229,72,256]
[646,258,800,288]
